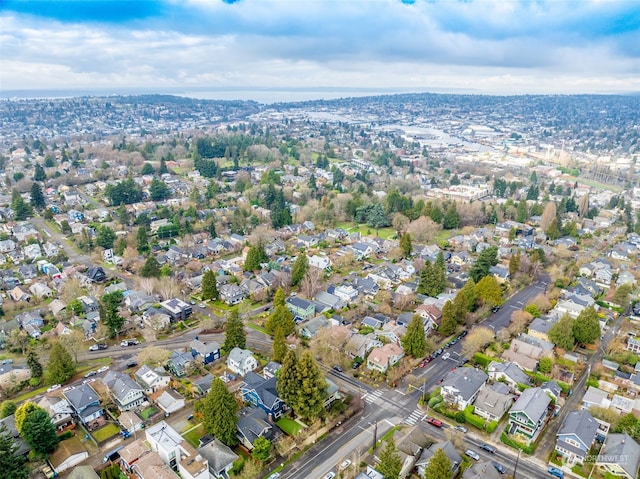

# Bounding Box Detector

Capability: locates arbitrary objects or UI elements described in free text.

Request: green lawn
[182,424,205,448]
[276,417,303,436]
[140,406,158,420]
[92,423,120,443]
[335,222,396,240]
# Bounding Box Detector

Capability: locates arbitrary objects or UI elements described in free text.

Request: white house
[145,421,209,479]
[227,348,258,376]
[308,255,331,270]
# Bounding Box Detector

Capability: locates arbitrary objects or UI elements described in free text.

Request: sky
[1,0,640,97]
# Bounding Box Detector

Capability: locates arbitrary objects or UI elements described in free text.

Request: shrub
[455,411,466,423]
[463,406,486,430]
[500,432,535,454]
[473,352,495,368]
[58,431,74,440]
[486,421,498,433]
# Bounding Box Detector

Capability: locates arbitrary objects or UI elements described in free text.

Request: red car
[427,417,443,428]
[419,361,426,368]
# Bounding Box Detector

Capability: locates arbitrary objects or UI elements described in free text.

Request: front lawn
[140,406,158,420]
[92,423,120,443]
[182,424,205,448]
[276,417,302,436]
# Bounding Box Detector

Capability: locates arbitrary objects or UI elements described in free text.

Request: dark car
[479,443,497,453]
[492,462,506,474]
[352,362,361,369]
[491,306,501,313]
[460,330,468,337]
[332,365,343,373]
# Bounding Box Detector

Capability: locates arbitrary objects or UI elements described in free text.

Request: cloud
[1,0,639,94]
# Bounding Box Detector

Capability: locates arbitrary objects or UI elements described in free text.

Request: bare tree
[154,277,180,301]
[540,201,557,231]
[310,326,351,366]
[58,329,86,364]
[137,345,171,367]
[394,293,416,311]
[300,267,324,299]
[60,278,84,304]
[578,193,589,217]
[392,213,410,234]
[139,277,154,295]
[527,294,552,314]
[461,326,495,357]
[407,216,441,243]
[508,310,533,336]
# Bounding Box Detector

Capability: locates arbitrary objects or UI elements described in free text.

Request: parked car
[322,472,336,479]
[479,443,496,453]
[89,343,108,351]
[267,474,280,479]
[339,460,352,471]
[460,330,468,337]
[547,467,564,478]
[120,339,139,347]
[198,303,206,308]
[492,462,506,474]
[426,417,442,427]
[465,450,480,461]
[352,362,361,369]
[47,384,61,393]
[491,306,501,313]
[332,365,343,373]
[84,370,97,378]
[442,352,451,361]
[453,426,468,433]
[97,366,109,373]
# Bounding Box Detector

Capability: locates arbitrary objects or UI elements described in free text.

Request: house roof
[228,347,255,365]
[462,461,502,479]
[286,296,314,310]
[511,387,551,423]
[557,410,599,449]
[190,338,221,356]
[48,436,87,469]
[488,361,531,386]
[67,466,99,479]
[597,433,640,478]
[474,387,513,417]
[442,367,488,401]
[64,384,99,411]
[417,440,462,469]
[103,370,143,403]
[198,439,239,474]
[237,407,272,445]
[145,420,183,452]
[241,372,281,410]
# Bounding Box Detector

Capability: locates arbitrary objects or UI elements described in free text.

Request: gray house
[198,439,239,479]
[487,361,531,392]
[508,387,551,442]
[473,384,513,422]
[441,367,488,410]
[555,410,601,465]
[416,440,462,478]
[102,370,145,411]
[595,433,640,479]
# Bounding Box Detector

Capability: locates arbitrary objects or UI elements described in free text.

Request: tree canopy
[377,438,402,479]
[549,314,575,350]
[573,306,601,345]
[421,448,453,479]
[201,270,219,301]
[46,342,76,384]
[244,243,268,272]
[469,246,498,283]
[291,253,309,287]
[276,350,327,422]
[402,315,426,358]
[104,178,144,205]
[0,424,28,479]
[195,378,239,446]
[223,308,246,354]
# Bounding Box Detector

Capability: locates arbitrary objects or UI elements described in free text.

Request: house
[219,284,247,305]
[508,387,551,442]
[353,276,379,297]
[102,370,145,411]
[236,407,273,450]
[416,440,462,478]
[351,242,374,259]
[168,351,194,377]
[540,381,563,403]
[135,365,171,394]
[68,466,99,479]
[198,439,239,479]
[487,361,531,392]
[240,371,288,418]
[23,243,42,260]
[501,337,548,371]
[473,384,513,422]
[346,333,383,360]
[156,389,186,414]
[309,255,331,270]
[146,421,209,479]
[63,384,103,426]
[160,298,192,321]
[37,396,74,431]
[299,315,330,339]
[314,291,346,310]
[527,316,558,343]
[462,461,502,479]
[333,284,359,303]
[128,450,177,479]
[29,282,53,298]
[594,433,640,479]
[286,296,316,321]
[582,386,611,410]
[9,286,31,302]
[555,410,601,465]
[118,410,145,433]
[627,335,640,354]
[190,338,221,365]
[441,367,488,410]
[48,437,88,474]
[85,266,107,283]
[227,348,258,376]
[118,438,152,471]
[366,342,405,373]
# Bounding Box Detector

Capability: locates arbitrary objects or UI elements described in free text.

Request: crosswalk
[361,390,383,404]
[404,408,425,425]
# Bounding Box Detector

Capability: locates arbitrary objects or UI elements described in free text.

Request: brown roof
[48,437,87,469]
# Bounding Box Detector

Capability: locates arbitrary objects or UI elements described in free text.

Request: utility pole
[513,448,522,479]
[372,421,378,451]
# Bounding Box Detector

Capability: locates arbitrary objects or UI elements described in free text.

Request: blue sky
[1,0,639,95]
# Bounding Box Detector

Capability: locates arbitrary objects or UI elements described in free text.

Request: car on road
[267,474,280,479]
[437,377,444,384]
[97,366,109,373]
[460,330,468,337]
[89,343,108,351]
[339,460,352,471]
[465,450,480,461]
[479,443,496,453]
[120,339,139,347]
[453,426,468,433]
[491,306,501,313]
[47,384,61,393]
[426,417,442,428]
[322,472,336,479]
[332,365,343,373]
[492,462,506,474]
[442,352,451,360]
[419,361,426,368]
[84,370,97,378]
[198,302,206,308]
[547,466,564,478]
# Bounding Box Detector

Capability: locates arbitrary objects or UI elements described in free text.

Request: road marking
[404,408,423,425]
[362,390,383,404]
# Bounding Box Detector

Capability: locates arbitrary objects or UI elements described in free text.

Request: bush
[473,352,496,368]
[455,411,466,423]
[58,431,74,440]
[486,421,498,433]
[463,406,486,430]
[500,432,535,454]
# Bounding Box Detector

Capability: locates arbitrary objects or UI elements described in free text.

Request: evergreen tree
[276,350,299,411]
[417,260,446,297]
[201,270,219,301]
[456,278,477,312]
[96,225,116,249]
[47,342,76,384]
[291,252,309,287]
[100,291,125,338]
[222,308,245,353]
[140,256,161,278]
[0,424,28,479]
[11,189,33,221]
[474,275,502,307]
[469,246,498,283]
[251,436,272,462]
[141,162,155,175]
[421,448,452,479]
[195,378,239,446]
[271,327,287,363]
[29,182,46,210]
[516,199,529,222]
[377,438,402,479]
[265,304,295,336]
[573,306,601,345]
[244,243,268,271]
[439,301,458,336]
[291,351,327,421]
[14,402,39,434]
[149,178,171,201]
[159,157,168,174]
[209,220,217,238]
[273,287,286,308]
[0,400,17,419]
[401,315,426,358]
[442,203,460,229]
[26,348,42,378]
[33,163,46,182]
[399,233,412,258]
[509,251,521,277]
[549,314,575,350]
[20,407,59,455]
[136,227,150,254]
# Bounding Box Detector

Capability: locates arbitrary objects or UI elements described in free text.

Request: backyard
[276,417,303,436]
[92,423,120,443]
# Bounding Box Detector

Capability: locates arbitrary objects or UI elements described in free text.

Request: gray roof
[190,338,221,356]
[241,372,280,410]
[462,461,502,479]
[102,371,143,403]
[417,440,462,469]
[557,410,599,450]
[528,316,557,335]
[540,381,562,399]
[488,361,531,386]
[597,434,640,478]
[198,439,239,475]
[474,387,513,418]
[64,384,100,411]
[228,347,255,365]
[511,387,551,423]
[442,367,488,401]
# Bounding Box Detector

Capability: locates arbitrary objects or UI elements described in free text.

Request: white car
[46,384,61,393]
[442,352,451,361]
[465,450,480,461]
[97,366,109,373]
[339,460,352,471]
[323,473,336,479]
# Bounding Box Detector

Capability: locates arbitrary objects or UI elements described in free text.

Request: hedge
[500,432,535,454]
[473,352,497,368]
[486,421,498,433]
[463,406,486,430]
